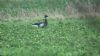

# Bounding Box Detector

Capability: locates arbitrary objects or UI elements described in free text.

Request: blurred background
[0,0,100,19]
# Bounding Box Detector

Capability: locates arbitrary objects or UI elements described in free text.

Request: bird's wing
[32,22,42,25]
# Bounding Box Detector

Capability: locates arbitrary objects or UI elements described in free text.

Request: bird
[32,15,48,28]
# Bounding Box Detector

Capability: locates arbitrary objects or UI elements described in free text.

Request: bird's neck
[44,18,47,25]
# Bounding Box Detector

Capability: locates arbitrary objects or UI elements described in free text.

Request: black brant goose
[32,15,48,28]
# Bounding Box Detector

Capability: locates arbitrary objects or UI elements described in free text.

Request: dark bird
[32,15,48,28]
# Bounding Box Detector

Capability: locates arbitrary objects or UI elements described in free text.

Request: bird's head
[44,15,48,19]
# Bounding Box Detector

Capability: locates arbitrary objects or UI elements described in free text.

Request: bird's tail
[32,24,38,27]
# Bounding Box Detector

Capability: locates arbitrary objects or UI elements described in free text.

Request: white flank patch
[40,23,44,27]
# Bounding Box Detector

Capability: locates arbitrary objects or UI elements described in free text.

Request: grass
[0,18,100,56]
[0,0,67,16]
[0,0,100,56]
[0,0,67,9]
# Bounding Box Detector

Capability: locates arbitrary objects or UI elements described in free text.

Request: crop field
[0,0,100,56]
[0,18,100,56]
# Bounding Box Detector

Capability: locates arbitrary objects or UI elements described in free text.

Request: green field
[0,18,100,56]
[0,0,100,56]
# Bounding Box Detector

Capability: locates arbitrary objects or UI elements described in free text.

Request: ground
[0,18,100,56]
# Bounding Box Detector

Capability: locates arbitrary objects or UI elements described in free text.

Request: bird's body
[32,22,46,28]
[32,15,48,28]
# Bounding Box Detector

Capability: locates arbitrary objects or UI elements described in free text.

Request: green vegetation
[0,0,67,16]
[0,0,100,17]
[0,0,67,9]
[0,18,100,56]
[0,0,100,56]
